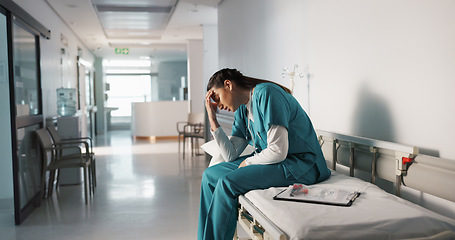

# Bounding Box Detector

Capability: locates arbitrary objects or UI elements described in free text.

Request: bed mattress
[242,172,455,240]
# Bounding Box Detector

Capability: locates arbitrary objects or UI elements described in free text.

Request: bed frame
[234,129,455,240]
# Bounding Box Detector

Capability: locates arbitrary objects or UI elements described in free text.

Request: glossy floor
[0,130,209,240]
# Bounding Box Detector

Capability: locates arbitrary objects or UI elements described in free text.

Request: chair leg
[88,165,93,196]
[48,170,56,198]
[92,157,97,188]
[56,169,61,188]
[192,137,195,156]
[83,166,88,204]
[183,135,186,159]
[40,167,47,201]
[91,165,96,194]
[190,137,193,156]
[189,137,192,155]
[89,159,95,195]
[178,133,181,153]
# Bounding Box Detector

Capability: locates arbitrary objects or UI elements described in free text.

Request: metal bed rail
[317,129,419,197]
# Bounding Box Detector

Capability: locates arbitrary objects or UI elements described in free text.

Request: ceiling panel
[93,0,178,43]
[46,0,219,60]
[106,30,164,39]
[91,0,177,6]
[98,12,170,30]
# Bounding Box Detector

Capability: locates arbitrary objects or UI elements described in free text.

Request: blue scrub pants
[198,157,318,240]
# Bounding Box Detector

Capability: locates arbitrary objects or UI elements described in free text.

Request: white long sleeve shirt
[211,91,289,166]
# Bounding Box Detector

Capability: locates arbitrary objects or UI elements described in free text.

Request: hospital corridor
[0,130,207,239]
[1,0,455,239]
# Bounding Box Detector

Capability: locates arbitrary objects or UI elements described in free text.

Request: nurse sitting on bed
[198,68,331,240]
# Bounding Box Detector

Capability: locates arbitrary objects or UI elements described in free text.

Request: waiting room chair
[35,128,94,204]
[47,125,96,188]
[176,112,205,158]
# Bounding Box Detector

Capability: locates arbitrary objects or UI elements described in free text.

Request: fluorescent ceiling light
[95,5,173,13]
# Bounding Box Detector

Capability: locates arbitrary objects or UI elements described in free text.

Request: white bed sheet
[244,172,455,240]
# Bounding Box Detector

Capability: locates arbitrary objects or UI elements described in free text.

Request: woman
[198,68,331,240]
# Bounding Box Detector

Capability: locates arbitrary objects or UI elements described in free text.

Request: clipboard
[273,184,361,207]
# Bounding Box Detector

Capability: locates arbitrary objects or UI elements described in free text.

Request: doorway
[11,16,44,225]
[106,74,152,129]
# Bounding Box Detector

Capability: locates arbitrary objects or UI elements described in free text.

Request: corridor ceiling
[45,0,220,61]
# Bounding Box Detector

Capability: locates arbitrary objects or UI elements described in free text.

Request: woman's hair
[207,68,292,94]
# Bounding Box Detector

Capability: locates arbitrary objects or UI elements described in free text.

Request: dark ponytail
[207,68,291,94]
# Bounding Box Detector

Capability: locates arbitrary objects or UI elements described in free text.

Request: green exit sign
[115,48,129,55]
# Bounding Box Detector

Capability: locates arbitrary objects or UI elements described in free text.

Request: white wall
[203,25,219,91]
[218,0,455,161]
[203,25,219,142]
[307,0,455,160]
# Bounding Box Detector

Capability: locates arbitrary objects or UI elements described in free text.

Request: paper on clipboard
[273,184,361,207]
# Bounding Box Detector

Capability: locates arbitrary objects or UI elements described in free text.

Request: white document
[273,184,360,206]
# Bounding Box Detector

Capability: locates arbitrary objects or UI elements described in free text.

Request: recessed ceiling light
[64,3,77,8]
[127,32,150,36]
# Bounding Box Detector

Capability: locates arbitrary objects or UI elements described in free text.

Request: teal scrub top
[231,83,330,182]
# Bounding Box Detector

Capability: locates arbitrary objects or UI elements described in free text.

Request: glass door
[11,16,43,225]
[77,59,96,139]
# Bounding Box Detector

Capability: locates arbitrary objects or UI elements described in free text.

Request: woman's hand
[205,90,217,117]
[205,90,220,131]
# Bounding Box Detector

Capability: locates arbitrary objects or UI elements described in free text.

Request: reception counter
[131,101,188,138]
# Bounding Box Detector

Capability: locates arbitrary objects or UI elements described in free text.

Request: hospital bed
[232,130,455,240]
